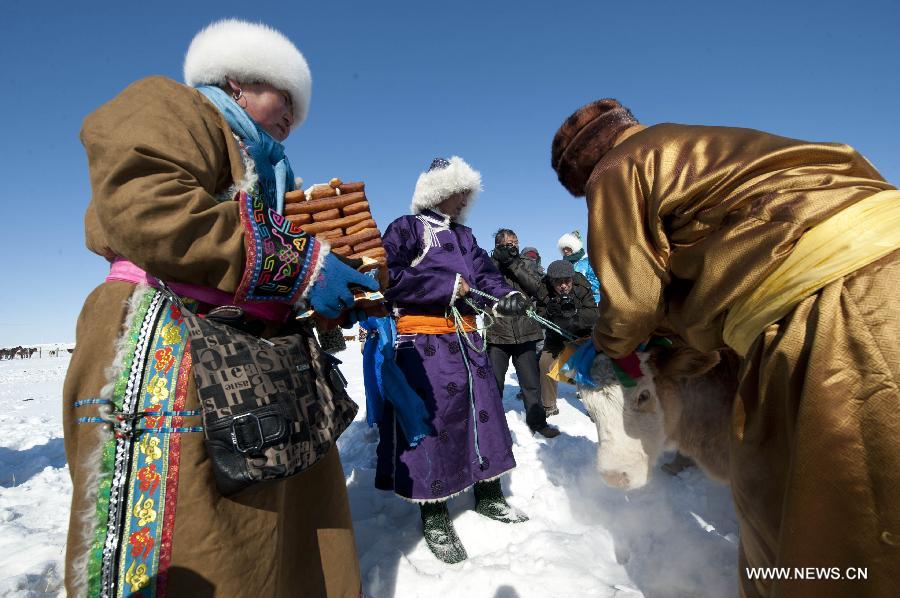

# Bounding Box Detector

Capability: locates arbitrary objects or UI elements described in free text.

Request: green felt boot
[420,501,467,564]
[474,479,529,523]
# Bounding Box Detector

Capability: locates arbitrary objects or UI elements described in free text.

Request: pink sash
[106,258,292,323]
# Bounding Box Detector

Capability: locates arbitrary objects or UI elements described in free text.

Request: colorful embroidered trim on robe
[235,189,323,304]
[82,290,196,597]
[156,348,191,595]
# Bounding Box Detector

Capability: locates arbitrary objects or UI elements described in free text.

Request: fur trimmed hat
[557,230,583,254]
[551,99,638,197]
[184,19,312,127]
[411,156,482,214]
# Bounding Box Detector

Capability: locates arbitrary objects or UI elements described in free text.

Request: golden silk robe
[586,123,900,597]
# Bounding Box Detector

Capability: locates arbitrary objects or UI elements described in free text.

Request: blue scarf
[196,85,294,214]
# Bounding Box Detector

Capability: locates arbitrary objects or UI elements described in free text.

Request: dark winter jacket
[486,256,544,345]
[536,272,599,356]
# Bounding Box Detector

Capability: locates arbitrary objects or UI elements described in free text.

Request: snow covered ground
[0,341,738,597]
[0,350,71,597]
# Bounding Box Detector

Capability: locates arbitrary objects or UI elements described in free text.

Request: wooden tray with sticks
[284,178,388,295]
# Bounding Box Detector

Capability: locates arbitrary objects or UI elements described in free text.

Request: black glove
[496,293,529,316]
[545,296,565,318]
[492,244,519,266]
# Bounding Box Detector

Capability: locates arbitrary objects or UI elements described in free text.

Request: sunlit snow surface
[0,341,737,597]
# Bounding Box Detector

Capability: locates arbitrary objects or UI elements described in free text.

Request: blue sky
[2,0,898,346]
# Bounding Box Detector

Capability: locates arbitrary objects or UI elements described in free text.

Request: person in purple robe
[377,156,531,563]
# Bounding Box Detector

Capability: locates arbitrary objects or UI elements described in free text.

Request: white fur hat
[184,19,312,127]
[557,230,583,254]
[411,156,482,214]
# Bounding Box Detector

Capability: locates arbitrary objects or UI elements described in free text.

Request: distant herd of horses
[0,346,74,359]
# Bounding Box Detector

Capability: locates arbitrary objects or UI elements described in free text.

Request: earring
[233,89,248,108]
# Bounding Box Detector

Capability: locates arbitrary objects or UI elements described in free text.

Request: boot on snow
[531,424,560,438]
[474,479,529,524]
[420,501,467,563]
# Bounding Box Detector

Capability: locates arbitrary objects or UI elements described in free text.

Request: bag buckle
[230,412,265,454]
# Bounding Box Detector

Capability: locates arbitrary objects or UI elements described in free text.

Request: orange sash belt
[396,314,477,335]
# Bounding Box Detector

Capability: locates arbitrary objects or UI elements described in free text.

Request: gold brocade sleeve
[585,153,669,358]
[81,76,248,293]
[583,123,894,355]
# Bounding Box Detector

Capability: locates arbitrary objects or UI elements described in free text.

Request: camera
[559,295,577,314]
[548,294,577,319]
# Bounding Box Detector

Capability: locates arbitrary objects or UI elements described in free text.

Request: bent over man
[552,98,900,597]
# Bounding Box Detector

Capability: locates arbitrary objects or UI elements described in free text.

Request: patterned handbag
[177,301,358,496]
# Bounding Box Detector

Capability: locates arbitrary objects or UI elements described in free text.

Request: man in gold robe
[551,99,900,597]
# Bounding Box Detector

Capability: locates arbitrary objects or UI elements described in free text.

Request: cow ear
[652,346,720,379]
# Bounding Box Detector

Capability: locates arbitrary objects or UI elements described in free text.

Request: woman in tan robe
[551,99,900,597]
[63,20,375,597]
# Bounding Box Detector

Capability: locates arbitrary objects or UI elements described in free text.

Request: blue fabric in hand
[565,341,599,388]
[308,253,380,318]
[361,316,432,446]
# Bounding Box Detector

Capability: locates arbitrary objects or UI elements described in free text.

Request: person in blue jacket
[557,230,601,304]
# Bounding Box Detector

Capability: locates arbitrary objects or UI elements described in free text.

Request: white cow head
[577,352,667,491]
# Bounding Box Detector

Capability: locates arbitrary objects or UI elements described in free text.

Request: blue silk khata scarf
[196,85,295,214]
[361,316,432,447]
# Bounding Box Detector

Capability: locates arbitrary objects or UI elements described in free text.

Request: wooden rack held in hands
[284,178,387,287]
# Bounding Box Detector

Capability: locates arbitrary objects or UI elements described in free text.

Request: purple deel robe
[375,210,517,501]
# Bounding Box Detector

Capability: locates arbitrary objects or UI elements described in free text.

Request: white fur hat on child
[557,230,584,254]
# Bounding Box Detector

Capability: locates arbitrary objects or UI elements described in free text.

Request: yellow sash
[723,190,900,356]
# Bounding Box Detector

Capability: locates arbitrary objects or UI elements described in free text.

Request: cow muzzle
[599,469,633,490]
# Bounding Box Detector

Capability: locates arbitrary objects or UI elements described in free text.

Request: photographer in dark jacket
[488,229,560,438]
[536,260,599,416]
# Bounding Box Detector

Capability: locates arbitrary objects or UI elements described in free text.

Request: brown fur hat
[551,99,638,197]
